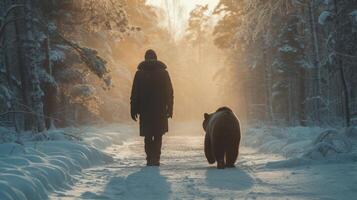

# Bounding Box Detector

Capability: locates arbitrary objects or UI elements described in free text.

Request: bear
[202,107,241,169]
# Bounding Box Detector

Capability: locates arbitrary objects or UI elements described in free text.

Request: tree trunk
[288,78,293,125]
[13,0,34,130]
[24,0,46,132]
[42,37,57,129]
[308,0,322,124]
[262,38,273,123]
[333,0,351,127]
[338,62,351,127]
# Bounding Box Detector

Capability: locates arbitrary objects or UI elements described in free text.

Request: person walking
[130,49,174,166]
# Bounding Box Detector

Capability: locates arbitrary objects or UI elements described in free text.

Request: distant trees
[213,0,357,127]
[185,5,210,45]
[185,5,210,65]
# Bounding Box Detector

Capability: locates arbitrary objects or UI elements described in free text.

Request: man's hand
[131,113,138,121]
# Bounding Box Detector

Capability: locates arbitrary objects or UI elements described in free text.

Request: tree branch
[2,4,25,20]
[0,17,25,38]
[0,4,25,38]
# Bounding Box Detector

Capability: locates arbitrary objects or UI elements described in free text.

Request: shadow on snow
[81,167,171,200]
[205,167,254,191]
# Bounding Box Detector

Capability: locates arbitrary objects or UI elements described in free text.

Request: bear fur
[202,107,241,169]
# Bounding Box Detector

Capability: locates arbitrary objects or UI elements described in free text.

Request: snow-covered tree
[213,0,357,126]
[0,0,136,131]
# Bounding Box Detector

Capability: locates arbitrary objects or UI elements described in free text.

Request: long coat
[130,60,174,137]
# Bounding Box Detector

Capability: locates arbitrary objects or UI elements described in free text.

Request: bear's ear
[204,113,209,120]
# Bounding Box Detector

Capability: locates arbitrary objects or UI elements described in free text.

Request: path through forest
[50,123,357,200]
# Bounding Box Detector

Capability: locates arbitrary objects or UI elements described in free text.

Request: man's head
[145,49,157,61]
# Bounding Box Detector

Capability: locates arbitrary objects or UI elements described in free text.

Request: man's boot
[152,135,162,166]
[145,136,153,166]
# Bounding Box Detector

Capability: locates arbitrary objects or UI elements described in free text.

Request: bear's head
[202,113,211,132]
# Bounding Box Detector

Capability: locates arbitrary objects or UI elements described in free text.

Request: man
[130,49,174,166]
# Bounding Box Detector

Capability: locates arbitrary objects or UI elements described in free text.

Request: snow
[278,44,297,53]
[350,10,357,22]
[0,125,133,200]
[0,85,12,100]
[244,126,357,168]
[350,10,357,32]
[70,84,97,99]
[1,123,357,199]
[323,0,332,5]
[0,85,12,109]
[0,65,5,73]
[50,49,65,62]
[0,127,16,143]
[50,123,357,199]
[38,68,57,86]
[319,11,333,25]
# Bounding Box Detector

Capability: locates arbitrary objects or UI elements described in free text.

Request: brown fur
[203,107,241,169]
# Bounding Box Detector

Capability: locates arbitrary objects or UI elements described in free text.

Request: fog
[146,0,219,38]
[114,35,229,121]
[87,1,243,124]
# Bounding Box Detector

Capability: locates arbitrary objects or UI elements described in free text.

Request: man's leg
[144,136,153,166]
[152,135,163,166]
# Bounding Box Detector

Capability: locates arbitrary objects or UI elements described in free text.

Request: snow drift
[0,124,133,200]
[244,126,357,168]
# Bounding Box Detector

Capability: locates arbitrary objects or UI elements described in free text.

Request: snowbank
[244,126,357,168]
[0,124,134,200]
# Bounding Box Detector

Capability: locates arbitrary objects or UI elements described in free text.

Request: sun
[146,0,219,10]
[146,0,219,38]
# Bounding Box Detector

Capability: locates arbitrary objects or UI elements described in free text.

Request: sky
[146,0,220,38]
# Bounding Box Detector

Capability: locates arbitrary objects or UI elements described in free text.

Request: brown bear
[202,107,241,169]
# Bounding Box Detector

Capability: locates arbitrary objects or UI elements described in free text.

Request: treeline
[0,0,159,132]
[1,0,356,133]
[212,0,357,127]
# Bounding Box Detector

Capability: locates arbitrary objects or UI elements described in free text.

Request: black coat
[130,60,174,136]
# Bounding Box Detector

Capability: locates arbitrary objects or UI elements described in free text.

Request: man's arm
[165,71,174,118]
[130,72,140,121]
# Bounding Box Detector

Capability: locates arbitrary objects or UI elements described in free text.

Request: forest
[0,0,357,199]
[214,0,357,127]
[1,0,356,133]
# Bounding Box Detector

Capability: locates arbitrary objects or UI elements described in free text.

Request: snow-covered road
[50,124,357,200]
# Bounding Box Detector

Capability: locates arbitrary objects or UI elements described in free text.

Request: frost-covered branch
[50,31,112,87]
